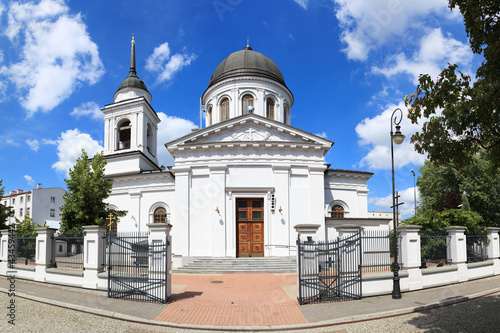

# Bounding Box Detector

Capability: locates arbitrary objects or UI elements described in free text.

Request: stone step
[172,257,297,274]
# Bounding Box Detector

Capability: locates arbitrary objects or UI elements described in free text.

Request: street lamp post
[410,169,416,215]
[390,108,405,300]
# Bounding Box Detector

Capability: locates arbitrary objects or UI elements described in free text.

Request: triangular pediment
[166,114,333,153]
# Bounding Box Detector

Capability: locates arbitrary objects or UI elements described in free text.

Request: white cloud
[315,132,327,139]
[70,101,103,120]
[334,0,453,61]
[372,28,473,84]
[369,186,419,217]
[51,129,102,177]
[294,0,308,10]
[24,175,35,186]
[1,0,104,116]
[355,103,426,170]
[146,42,196,84]
[26,138,40,151]
[156,112,197,166]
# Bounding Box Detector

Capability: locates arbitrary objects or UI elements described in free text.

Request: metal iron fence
[297,232,361,304]
[360,229,400,274]
[420,230,450,268]
[15,236,36,266]
[52,236,84,270]
[108,232,169,303]
[466,234,488,262]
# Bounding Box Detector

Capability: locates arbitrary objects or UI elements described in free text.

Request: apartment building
[1,183,66,227]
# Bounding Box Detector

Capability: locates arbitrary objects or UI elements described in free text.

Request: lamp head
[247,105,255,113]
[392,125,405,145]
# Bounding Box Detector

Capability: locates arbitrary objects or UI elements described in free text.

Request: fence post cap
[397,225,422,231]
[487,227,500,233]
[445,226,467,232]
[34,227,57,233]
[293,224,321,230]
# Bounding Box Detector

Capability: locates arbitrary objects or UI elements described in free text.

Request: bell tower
[101,35,162,175]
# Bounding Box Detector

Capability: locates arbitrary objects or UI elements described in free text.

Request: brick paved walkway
[155,273,307,326]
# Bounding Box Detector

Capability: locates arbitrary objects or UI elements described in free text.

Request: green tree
[60,150,125,236]
[0,179,14,229]
[405,0,500,169]
[15,215,42,236]
[416,154,500,227]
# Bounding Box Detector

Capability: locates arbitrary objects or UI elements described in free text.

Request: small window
[207,106,212,126]
[27,195,31,202]
[19,208,23,217]
[220,98,230,121]
[50,208,55,218]
[27,208,30,216]
[147,123,154,155]
[154,207,167,223]
[118,120,131,149]
[242,95,254,115]
[12,198,15,205]
[331,205,344,218]
[266,98,275,119]
[50,196,55,203]
[20,197,23,203]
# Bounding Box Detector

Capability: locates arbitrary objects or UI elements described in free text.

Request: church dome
[207,46,287,89]
[114,35,151,103]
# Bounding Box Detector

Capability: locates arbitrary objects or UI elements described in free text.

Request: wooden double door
[236,198,264,257]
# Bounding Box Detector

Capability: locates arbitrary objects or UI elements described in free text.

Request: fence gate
[108,232,169,303]
[297,232,362,304]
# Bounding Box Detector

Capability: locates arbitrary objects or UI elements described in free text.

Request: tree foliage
[60,150,125,236]
[0,179,14,229]
[404,209,486,235]
[416,153,500,227]
[15,215,42,236]
[405,0,500,169]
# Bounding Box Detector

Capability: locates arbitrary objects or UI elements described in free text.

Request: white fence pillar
[399,225,423,291]
[147,223,172,301]
[34,227,57,282]
[82,225,107,289]
[486,227,500,275]
[446,226,468,282]
[0,229,16,274]
[295,224,321,302]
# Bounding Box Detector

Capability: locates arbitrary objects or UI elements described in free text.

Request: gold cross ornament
[107,213,116,232]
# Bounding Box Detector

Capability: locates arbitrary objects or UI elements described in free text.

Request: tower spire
[129,34,137,76]
[244,35,252,51]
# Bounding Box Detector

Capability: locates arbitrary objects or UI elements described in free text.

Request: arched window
[154,207,167,223]
[220,98,230,121]
[242,94,254,114]
[331,205,344,218]
[118,120,131,150]
[266,98,275,119]
[207,106,213,126]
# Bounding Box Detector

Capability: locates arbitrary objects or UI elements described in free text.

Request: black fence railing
[52,236,84,270]
[420,230,450,268]
[297,232,362,305]
[360,229,401,274]
[466,234,488,262]
[15,236,37,266]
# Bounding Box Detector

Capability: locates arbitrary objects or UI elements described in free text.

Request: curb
[2,286,500,331]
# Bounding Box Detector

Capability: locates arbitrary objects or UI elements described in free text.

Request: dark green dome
[207,46,287,88]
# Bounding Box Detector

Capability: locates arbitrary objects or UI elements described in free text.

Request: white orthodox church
[102,38,389,267]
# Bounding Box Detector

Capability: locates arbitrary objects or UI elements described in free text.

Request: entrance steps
[172,256,297,274]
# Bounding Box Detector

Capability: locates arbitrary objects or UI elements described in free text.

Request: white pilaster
[147,223,172,300]
[82,226,107,289]
[486,227,500,275]
[446,226,468,282]
[34,227,57,282]
[399,225,423,291]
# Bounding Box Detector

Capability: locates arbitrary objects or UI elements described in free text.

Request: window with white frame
[19,208,23,217]
[50,208,55,217]
[27,207,30,216]
[51,196,55,203]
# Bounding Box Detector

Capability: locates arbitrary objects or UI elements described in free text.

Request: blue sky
[0,0,480,218]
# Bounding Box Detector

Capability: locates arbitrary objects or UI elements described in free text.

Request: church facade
[102,38,389,267]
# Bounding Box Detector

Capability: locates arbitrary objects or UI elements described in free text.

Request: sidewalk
[1,273,500,331]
